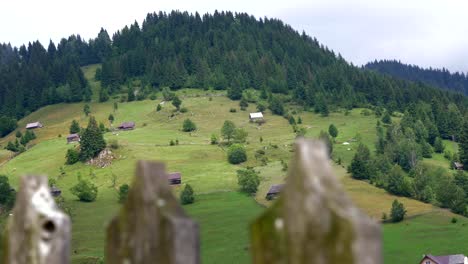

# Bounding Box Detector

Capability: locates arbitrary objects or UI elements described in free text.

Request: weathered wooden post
[251,139,382,264]
[106,161,200,264]
[2,176,71,264]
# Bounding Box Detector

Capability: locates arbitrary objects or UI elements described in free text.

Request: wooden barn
[249,112,264,123]
[50,186,62,197]
[66,134,80,144]
[454,162,464,171]
[118,121,135,130]
[26,122,43,129]
[266,184,284,200]
[167,172,181,185]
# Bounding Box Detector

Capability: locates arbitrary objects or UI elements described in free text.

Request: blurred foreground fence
[1,139,381,264]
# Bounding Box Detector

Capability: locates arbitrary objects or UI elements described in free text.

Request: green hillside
[0,65,465,263]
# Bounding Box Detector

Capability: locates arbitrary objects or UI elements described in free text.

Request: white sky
[1,0,468,72]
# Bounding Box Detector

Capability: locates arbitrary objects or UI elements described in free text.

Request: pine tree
[349,144,371,180]
[328,124,338,139]
[79,116,106,161]
[70,120,80,134]
[390,200,406,222]
[83,104,91,116]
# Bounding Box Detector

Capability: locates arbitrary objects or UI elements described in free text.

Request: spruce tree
[349,143,371,180]
[328,124,338,140]
[70,120,80,134]
[79,116,106,161]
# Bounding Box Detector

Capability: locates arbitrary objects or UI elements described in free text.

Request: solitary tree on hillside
[172,95,182,110]
[70,120,80,134]
[83,104,91,116]
[221,120,236,143]
[182,119,197,132]
[108,114,114,124]
[113,102,118,112]
[390,199,406,223]
[349,143,371,180]
[79,116,106,161]
[328,124,338,140]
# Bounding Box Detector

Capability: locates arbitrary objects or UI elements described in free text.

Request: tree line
[365,60,468,96]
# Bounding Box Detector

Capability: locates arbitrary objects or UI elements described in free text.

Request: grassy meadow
[0,65,464,263]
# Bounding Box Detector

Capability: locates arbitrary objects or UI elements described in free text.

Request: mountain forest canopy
[365,60,468,96]
[0,10,467,139]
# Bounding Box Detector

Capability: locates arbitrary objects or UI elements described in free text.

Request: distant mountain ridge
[365,60,468,95]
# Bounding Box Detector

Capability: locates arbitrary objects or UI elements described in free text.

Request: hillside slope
[0,74,463,263]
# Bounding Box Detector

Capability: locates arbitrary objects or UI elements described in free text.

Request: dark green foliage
[180,184,195,205]
[237,167,260,195]
[452,217,458,223]
[381,111,392,124]
[350,144,371,180]
[83,104,91,116]
[227,144,247,164]
[210,134,218,145]
[5,141,17,152]
[366,60,468,95]
[182,118,196,132]
[108,139,119,149]
[387,165,412,196]
[0,175,16,209]
[421,142,433,158]
[118,184,129,203]
[15,131,22,138]
[0,116,17,137]
[221,120,236,143]
[79,116,106,161]
[172,95,182,110]
[229,108,237,113]
[99,87,109,102]
[127,86,135,102]
[297,116,302,124]
[70,177,98,202]
[180,107,188,113]
[434,137,445,153]
[239,98,249,110]
[65,148,80,165]
[268,96,284,116]
[288,115,296,125]
[156,104,162,111]
[227,87,242,100]
[328,124,338,139]
[113,102,118,112]
[108,114,114,124]
[460,120,468,169]
[390,199,406,223]
[256,102,266,112]
[70,120,80,134]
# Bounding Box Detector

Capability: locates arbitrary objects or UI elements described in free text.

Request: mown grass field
[0,65,464,263]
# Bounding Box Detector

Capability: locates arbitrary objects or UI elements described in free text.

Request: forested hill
[365,60,468,95]
[99,11,466,112]
[1,11,467,137]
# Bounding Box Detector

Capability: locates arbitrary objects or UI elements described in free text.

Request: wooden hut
[26,122,43,129]
[66,134,80,144]
[266,184,284,200]
[454,162,464,171]
[249,112,264,123]
[167,172,181,185]
[118,121,135,130]
[50,186,62,197]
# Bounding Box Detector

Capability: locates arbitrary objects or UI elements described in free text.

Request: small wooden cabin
[167,172,181,185]
[266,184,284,200]
[419,254,467,264]
[454,162,464,171]
[26,122,43,129]
[50,186,62,197]
[249,112,264,123]
[118,121,135,130]
[66,134,80,144]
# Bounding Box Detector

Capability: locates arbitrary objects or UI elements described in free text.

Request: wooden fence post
[2,176,71,264]
[106,161,200,264]
[251,139,382,264]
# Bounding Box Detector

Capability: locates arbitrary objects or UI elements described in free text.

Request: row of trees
[349,106,468,215]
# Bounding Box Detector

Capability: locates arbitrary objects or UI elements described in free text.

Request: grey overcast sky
[1,0,467,72]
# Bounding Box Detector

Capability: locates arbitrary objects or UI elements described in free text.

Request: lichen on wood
[2,176,71,264]
[106,161,199,264]
[251,139,382,264]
